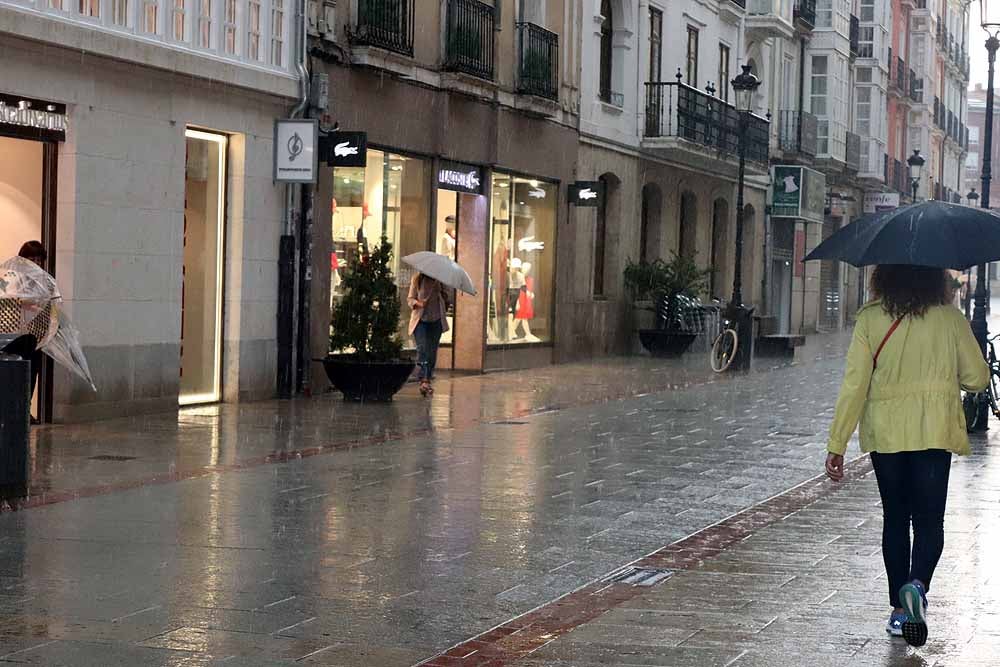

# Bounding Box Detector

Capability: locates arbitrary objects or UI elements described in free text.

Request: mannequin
[507,258,526,339]
[439,216,457,259]
[513,261,539,342]
[492,237,511,339]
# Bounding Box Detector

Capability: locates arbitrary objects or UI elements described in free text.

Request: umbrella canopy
[402,252,477,295]
[0,257,97,390]
[804,201,1000,270]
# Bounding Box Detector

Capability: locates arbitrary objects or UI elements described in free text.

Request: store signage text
[863,191,900,213]
[0,95,68,138]
[437,160,483,194]
[770,165,825,224]
[274,119,318,183]
[568,181,604,207]
[323,131,367,167]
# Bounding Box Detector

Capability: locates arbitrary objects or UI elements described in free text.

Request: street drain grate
[88,455,137,462]
[491,421,528,426]
[602,566,672,587]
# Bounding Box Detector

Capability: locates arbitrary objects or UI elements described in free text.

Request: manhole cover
[88,455,137,462]
[603,566,672,587]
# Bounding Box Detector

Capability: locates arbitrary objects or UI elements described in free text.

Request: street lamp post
[726,64,762,372]
[966,189,980,320]
[907,150,925,202]
[974,0,1000,430]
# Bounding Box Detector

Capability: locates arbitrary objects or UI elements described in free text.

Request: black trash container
[0,334,34,488]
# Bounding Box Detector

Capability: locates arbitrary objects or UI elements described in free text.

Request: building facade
[0,0,302,420]
[305,0,580,386]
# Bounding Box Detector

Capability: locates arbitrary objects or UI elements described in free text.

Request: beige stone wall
[0,34,292,420]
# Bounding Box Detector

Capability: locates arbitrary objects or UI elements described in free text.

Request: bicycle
[710,312,739,373]
[963,333,1000,432]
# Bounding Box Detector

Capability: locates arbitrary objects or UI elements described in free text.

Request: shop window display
[489,174,556,344]
[331,150,430,345]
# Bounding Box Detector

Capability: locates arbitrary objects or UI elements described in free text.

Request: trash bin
[0,334,33,488]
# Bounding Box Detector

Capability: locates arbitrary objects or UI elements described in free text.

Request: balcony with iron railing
[793,0,816,28]
[354,0,416,56]
[909,70,922,103]
[850,16,860,57]
[896,58,907,95]
[778,110,818,157]
[845,131,861,172]
[516,22,558,100]
[444,0,496,81]
[644,80,770,166]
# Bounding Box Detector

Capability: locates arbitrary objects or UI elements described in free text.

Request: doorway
[0,135,56,422]
[179,129,227,405]
[770,218,794,334]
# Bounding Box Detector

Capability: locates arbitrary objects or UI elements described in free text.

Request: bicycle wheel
[711,329,739,373]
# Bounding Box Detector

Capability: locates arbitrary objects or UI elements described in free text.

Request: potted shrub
[322,237,415,401]
[624,253,712,358]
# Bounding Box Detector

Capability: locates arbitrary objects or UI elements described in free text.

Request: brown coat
[407,274,450,336]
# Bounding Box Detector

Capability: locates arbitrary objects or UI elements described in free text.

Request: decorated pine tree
[330,237,403,361]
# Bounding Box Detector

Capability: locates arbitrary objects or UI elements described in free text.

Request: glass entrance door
[179,130,227,405]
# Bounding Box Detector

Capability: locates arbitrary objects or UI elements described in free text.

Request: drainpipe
[277,0,311,399]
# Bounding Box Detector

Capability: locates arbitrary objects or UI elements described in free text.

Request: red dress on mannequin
[516,277,534,320]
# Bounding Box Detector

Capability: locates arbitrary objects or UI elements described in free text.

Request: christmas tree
[330,237,404,361]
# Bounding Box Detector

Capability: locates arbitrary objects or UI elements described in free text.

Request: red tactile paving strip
[416,456,874,667]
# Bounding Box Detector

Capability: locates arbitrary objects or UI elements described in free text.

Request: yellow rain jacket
[828,300,989,457]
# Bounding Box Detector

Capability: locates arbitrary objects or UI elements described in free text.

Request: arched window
[641,183,662,263]
[710,199,730,299]
[679,191,697,259]
[599,0,614,102]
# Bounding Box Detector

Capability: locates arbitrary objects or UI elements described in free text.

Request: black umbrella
[804,200,1000,270]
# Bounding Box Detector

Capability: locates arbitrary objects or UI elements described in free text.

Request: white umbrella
[402,252,477,295]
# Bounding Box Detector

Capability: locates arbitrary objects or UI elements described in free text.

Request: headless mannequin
[508,258,525,339]
[513,262,539,342]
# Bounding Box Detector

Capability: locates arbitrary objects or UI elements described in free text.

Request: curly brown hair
[870,265,949,319]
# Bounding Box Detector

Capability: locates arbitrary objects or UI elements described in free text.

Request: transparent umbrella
[0,257,96,390]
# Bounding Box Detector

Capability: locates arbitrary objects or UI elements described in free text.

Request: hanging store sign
[863,191,900,213]
[274,119,318,183]
[568,181,604,207]
[437,160,483,194]
[770,165,825,224]
[322,131,367,167]
[0,94,68,140]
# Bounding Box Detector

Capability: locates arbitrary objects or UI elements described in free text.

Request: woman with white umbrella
[407,272,449,397]
[403,251,476,397]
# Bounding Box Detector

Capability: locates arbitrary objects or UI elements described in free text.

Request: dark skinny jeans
[414,319,444,381]
[870,449,952,608]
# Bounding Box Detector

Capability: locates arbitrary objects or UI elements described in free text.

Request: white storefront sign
[863,192,900,213]
[273,119,318,183]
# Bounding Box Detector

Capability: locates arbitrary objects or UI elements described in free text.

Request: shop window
[331,149,431,347]
[489,173,556,344]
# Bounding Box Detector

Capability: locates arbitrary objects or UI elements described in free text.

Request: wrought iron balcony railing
[354,0,415,56]
[444,0,496,81]
[778,110,818,156]
[909,70,921,102]
[644,81,770,164]
[793,0,816,27]
[516,22,558,100]
[845,131,861,172]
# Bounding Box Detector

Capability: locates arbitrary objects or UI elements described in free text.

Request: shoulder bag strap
[872,318,904,370]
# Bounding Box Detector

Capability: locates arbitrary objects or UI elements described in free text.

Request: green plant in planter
[624,253,712,330]
[330,237,404,361]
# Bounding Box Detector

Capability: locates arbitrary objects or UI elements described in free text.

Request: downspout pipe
[277,0,311,399]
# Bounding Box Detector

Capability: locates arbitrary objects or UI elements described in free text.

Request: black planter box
[638,330,698,358]
[321,357,416,402]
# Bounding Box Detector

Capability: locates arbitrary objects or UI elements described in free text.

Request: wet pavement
[0,328,993,665]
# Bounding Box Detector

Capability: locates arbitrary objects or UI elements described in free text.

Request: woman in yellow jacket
[826,265,989,648]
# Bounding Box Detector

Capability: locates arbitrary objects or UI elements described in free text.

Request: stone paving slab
[461,430,1000,667]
